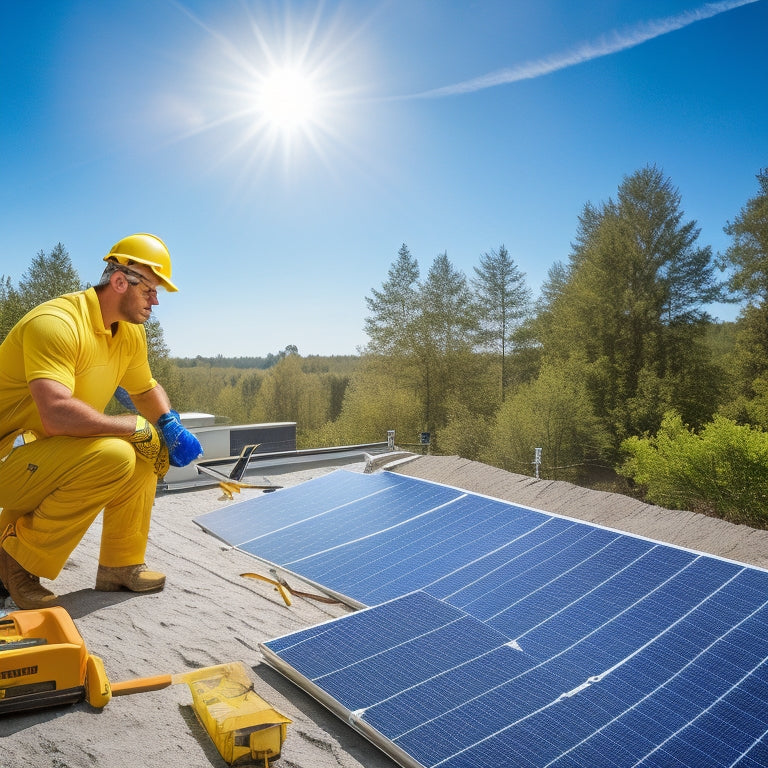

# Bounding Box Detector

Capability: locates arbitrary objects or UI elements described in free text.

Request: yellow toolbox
[0,606,92,713]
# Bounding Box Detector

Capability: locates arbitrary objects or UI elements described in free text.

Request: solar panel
[196,470,768,767]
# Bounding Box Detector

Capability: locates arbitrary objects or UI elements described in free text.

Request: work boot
[95,563,166,593]
[0,545,60,609]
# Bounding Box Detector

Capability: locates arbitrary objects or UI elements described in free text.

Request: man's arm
[29,378,137,437]
[116,383,203,468]
[128,383,173,423]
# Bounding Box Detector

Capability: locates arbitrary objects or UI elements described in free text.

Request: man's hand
[127,416,170,477]
[156,412,203,467]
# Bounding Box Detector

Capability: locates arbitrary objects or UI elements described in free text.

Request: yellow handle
[110,673,174,696]
[241,572,292,606]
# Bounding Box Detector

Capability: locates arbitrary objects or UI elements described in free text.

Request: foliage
[17,243,83,313]
[170,345,346,371]
[438,402,494,462]
[481,362,611,481]
[364,243,420,357]
[303,357,422,448]
[620,412,768,527]
[364,249,481,439]
[720,377,768,431]
[537,165,724,445]
[471,244,532,400]
[718,170,768,402]
[0,275,23,341]
[720,168,768,303]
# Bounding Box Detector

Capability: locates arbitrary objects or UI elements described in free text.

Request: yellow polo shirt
[0,287,157,456]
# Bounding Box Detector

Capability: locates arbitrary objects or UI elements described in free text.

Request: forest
[2,166,766,526]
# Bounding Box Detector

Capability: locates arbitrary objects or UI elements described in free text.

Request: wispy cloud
[412,0,760,98]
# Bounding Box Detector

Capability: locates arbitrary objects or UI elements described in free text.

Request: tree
[481,361,610,481]
[304,358,422,448]
[250,354,330,438]
[364,244,420,356]
[363,247,479,443]
[144,316,183,408]
[538,166,724,445]
[718,169,768,400]
[18,243,82,313]
[0,275,23,342]
[471,245,532,400]
[721,168,768,303]
[413,252,477,436]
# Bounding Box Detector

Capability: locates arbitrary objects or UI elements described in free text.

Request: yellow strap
[240,572,292,606]
[240,572,342,606]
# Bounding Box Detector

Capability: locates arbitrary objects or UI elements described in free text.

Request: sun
[257,66,320,132]
[167,2,374,179]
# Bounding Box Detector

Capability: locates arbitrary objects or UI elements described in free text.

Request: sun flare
[258,67,319,131]
[170,2,372,179]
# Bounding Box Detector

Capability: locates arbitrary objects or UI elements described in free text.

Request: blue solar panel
[263,584,768,768]
[197,470,768,767]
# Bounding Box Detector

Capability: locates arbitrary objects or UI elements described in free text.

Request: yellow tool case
[0,606,91,714]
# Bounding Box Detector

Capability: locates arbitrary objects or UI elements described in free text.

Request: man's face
[116,264,161,324]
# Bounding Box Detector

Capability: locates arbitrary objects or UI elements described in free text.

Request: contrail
[412,0,760,98]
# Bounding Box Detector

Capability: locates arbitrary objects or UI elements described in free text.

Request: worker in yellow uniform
[0,233,203,609]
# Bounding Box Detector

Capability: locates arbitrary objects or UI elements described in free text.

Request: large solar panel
[195,470,768,767]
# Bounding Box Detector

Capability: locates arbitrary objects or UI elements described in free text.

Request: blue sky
[2,0,766,358]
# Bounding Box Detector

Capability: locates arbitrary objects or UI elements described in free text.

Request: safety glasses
[114,264,160,298]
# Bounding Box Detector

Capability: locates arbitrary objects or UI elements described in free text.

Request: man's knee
[92,438,136,479]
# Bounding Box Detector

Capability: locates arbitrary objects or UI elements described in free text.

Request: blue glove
[156,412,203,467]
[114,386,137,412]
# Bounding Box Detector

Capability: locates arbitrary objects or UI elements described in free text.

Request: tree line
[2,165,766,524]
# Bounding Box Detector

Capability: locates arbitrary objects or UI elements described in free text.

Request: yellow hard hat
[104,233,178,292]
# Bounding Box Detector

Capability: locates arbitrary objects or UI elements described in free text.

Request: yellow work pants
[0,436,157,580]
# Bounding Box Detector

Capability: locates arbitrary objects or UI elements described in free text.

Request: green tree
[304,358,422,448]
[718,169,768,402]
[471,244,531,400]
[721,168,768,304]
[18,243,82,313]
[363,248,480,445]
[0,275,23,342]
[481,361,610,481]
[413,252,477,437]
[538,166,723,446]
[251,354,330,440]
[364,243,420,356]
[144,316,183,407]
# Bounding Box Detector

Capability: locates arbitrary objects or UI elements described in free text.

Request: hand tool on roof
[196,444,283,499]
[241,570,342,606]
[0,607,291,766]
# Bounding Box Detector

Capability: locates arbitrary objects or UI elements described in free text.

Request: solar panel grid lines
[282,491,469,570]
[196,470,768,768]
[194,468,397,545]
[238,477,463,567]
[539,602,768,767]
[288,494,543,606]
[481,537,656,639]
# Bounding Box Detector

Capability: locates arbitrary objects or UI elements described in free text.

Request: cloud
[413,0,760,98]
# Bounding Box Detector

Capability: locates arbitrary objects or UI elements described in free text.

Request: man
[0,233,202,609]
